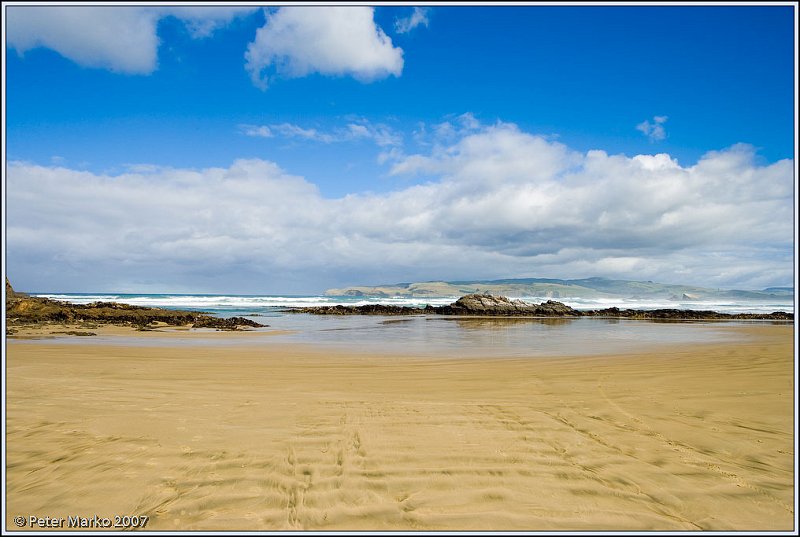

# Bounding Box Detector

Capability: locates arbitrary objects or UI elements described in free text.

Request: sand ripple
[5,326,794,530]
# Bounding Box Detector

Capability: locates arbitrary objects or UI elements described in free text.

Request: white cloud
[160,7,258,38]
[6,125,793,293]
[410,112,485,149]
[347,120,402,147]
[7,6,161,74]
[395,7,430,34]
[245,7,404,90]
[271,123,332,142]
[240,120,402,147]
[239,125,273,138]
[457,112,480,131]
[6,6,256,74]
[637,115,668,142]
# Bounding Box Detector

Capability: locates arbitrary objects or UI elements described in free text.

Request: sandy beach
[4,323,795,531]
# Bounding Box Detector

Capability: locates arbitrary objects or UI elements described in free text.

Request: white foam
[33,293,793,315]
[511,296,793,315]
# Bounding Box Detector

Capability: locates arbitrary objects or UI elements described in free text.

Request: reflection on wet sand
[442,316,576,329]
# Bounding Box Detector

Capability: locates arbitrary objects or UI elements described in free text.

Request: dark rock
[582,307,793,321]
[533,299,581,316]
[5,282,270,331]
[53,331,96,336]
[292,292,792,321]
[436,293,535,315]
[191,316,267,330]
[434,294,580,316]
[6,297,203,326]
[292,304,426,315]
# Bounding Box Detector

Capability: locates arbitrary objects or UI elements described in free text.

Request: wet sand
[4,324,795,531]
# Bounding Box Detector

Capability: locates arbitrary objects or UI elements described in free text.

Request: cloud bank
[245,7,403,90]
[6,123,793,293]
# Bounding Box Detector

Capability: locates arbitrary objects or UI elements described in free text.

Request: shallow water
[260,314,762,357]
[11,313,778,358]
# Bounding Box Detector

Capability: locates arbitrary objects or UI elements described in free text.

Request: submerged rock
[192,316,266,330]
[292,304,427,315]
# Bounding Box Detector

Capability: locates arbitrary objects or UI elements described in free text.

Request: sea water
[23,293,793,357]
[32,292,795,316]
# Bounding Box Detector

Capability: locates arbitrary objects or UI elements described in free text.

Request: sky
[3,3,797,294]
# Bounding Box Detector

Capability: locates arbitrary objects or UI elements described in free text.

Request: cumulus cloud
[245,7,403,90]
[395,7,430,34]
[239,120,402,147]
[6,6,255,74]
[5,124,793,293]
[637,115,668,142]
[7,6,161,74]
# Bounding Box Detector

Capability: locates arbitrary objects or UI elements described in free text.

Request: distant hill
[325,277,794,301]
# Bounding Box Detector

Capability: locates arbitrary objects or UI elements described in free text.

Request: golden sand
[4,324,795,531]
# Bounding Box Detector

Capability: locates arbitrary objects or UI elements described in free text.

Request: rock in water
[441,293,534,314]
[534,299,580,316]
[435,293,580,316]
[191,316,266,330]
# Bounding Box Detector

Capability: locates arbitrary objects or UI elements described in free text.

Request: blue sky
[4,4,796,293]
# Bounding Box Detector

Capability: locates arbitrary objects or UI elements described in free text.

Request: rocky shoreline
[5,279,266,334]
[5,280,792,338]
[290,293,794,321]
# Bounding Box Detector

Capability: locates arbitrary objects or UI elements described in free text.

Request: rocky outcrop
[7,297,203,326]
[292,293,793,320]
[292,304,431,315]
[293,294,585,317]
[5,280,267,331]
[191,316,266,330]
[582,307,793,321]
[435,294,580,316]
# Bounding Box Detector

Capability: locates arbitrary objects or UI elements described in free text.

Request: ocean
[27,292,794,357]
[32,292,795,316]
